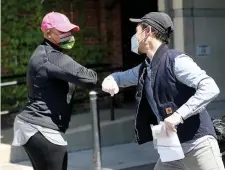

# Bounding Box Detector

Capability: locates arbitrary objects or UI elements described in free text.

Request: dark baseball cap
[130,12,174,35]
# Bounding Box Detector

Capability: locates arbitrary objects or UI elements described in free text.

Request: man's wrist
[110,73,119,85]
[180,115,184,124]
[176,104,191,120]
[174,112,184,124]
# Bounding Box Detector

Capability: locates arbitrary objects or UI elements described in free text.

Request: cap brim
[129,18,142,23]
[55,23,80,32]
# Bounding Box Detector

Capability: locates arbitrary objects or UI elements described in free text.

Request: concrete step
[1,103,224,169]
[0,142,158,170]
[0,163,156,170]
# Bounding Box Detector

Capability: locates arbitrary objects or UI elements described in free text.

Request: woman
[12,12,98,170]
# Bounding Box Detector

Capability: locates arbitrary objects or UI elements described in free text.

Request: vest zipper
[149,69,161,124]
[134,68,147,142]
[134,97,140,141]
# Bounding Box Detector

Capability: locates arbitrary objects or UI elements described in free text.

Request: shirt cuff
[111,73,120,85]
[176,104,191,120]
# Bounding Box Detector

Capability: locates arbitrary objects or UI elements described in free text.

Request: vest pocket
[159,102,178,119]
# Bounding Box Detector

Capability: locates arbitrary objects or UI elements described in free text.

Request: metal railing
[1,64,124,120]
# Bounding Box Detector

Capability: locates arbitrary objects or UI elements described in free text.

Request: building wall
[68,0,123,67]
[159,0,225,102]
[68,0,225,103]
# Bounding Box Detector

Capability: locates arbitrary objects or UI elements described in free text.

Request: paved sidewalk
[0,142,158,170]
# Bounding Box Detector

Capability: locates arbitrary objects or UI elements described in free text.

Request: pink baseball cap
[41,12,80,32]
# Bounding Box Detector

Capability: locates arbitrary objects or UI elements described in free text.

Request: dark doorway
[120,0,158,102]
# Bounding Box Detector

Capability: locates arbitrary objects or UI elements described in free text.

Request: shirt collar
[145,44,169,68]
[42,39,62,52]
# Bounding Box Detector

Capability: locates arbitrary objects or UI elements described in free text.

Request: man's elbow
[210,80,220,98]
[213,83,220,97]
[199,78,220,100]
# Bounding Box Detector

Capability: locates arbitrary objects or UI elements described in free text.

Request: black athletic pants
[23,132,68,170]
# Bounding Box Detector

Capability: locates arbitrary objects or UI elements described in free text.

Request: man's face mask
[58,32,75,50]
[131,27,150,55]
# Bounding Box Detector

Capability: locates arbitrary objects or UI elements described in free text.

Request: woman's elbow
[89,70,98,84]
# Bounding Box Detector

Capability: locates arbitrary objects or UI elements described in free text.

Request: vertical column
[158,0,225,103]
[89,91,102,170]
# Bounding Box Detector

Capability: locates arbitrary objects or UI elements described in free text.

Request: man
[12,12,97,170]
[102,12,225,170]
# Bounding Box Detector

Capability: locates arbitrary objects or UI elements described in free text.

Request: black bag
[213,116,225,145]
[213,116,225,163]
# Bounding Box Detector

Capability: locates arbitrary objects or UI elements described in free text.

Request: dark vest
[135,44,216,144]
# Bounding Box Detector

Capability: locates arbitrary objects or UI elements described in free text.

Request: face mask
[131,27,150,55]
[131,34,139,54]
[59,32,75,50]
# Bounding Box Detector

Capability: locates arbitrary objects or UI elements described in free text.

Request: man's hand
[102,75,119,96]
[164,112,184,133]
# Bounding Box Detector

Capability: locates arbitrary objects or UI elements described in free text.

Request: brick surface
[66,0,123,67]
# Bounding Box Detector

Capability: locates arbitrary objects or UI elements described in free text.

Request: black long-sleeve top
[18,39,98,132]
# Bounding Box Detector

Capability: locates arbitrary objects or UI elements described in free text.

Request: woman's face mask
[58,32,75,50]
